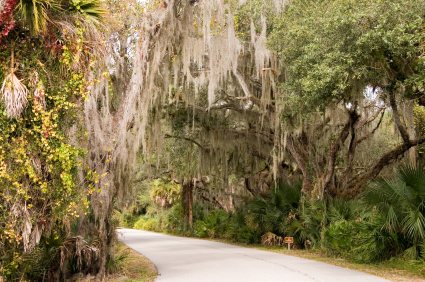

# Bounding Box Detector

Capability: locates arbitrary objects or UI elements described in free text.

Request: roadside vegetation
[124,165,425,280]
[104,242,157,282]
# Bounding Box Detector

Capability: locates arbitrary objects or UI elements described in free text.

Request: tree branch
[356,110,385,145]
[134,169,175,183]
[199,195,227,210]
[356,105,387,130]
[317,109,359,197]
[211,129,274,145]
[344,136,425,197]
[233,69,275,112]
[165,100,269,120]
[164,134,209,152]
[389,91,410,145]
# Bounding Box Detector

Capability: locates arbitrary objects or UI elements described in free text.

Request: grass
[205,238,425,282]
[104,242,157,282]
[252,246,425,282]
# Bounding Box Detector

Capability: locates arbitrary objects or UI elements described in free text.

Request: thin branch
[164,134,209,152]
[356,105,387,130]
[134,169,175,183]
[165,99,269,120]
[356,110,385,145]
[211,129,274,145]
[199,195,227,210]
[233,69,275,112]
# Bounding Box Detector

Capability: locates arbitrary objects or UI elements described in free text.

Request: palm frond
[69,0,107,25]
[1,71,28,119]
[17,0,59,35]
[402,209,425,242]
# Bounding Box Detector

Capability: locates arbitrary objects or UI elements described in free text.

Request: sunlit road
[119,228,389,282]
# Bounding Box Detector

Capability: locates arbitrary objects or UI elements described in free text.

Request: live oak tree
[268,0,425,197]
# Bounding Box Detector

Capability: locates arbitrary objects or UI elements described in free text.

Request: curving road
[119,229,389,282]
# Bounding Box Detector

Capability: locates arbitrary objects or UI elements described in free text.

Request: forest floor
[104,242,157,282]
[204,238,425,282]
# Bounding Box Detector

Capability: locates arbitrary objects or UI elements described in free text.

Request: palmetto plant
[286,197,327,247]
[150,179,181,208]
[69,0,107,25]
[362,165,425,259]
[246,180,302,235]
[16,0,58,35]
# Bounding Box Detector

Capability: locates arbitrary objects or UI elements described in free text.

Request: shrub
[361,165,425,260]
[323,219,354,257]
[134,216,161,232]
[246,180,302,237]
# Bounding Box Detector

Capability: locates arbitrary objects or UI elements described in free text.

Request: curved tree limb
[134,169,175,183]
[164,134,209,152]
[344,136,425,197]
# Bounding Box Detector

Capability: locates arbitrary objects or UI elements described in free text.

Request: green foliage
[193,208,260,244]
[286,198,328,247]
[361,165,425,260]
[245,180,302,236]
[269,0,425,116]
[69,0,107,24]
[351,215,404,263]
[150,179,181,208]
[107,247,130,274]
[17,0,58,35]
[0,0,106,278]
[194,210,230,238]
[323,220,354,257]
[133,203,186,234]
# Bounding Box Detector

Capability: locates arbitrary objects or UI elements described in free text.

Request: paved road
[119,229,389,282]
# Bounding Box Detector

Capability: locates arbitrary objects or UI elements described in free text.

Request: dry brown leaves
[0,71,28,119]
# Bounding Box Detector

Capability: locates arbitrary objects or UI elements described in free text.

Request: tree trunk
[314,109,359,198]
[96,219,108,280]
[182,180,193,229]
[286,135,314,195]
[406,101,416,167]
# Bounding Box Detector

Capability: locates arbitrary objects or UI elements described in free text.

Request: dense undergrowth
[122,166,425,272]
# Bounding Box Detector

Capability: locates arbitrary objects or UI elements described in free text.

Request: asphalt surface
[119,228,390,282]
